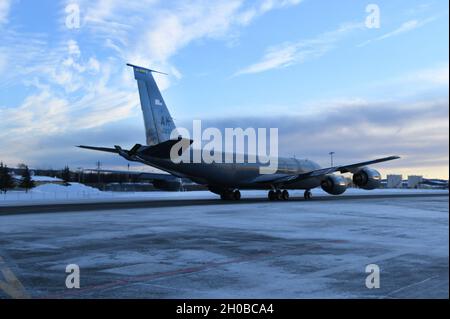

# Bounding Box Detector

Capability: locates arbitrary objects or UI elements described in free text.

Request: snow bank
[32,183,101,194]
[0,183,447,207]
[12,175,63,182]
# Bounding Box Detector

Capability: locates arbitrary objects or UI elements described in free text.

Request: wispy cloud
[64,0,303,70]
[5,93,445,178]
[237,0,302,25]
[360,63,450,99]
[395,63,449,86]
[0,0,11,24]
[127,0,303,73]
[0,0,305,167]
[358,16,437,47]
[201,96,449,178]
[234,22,363,76]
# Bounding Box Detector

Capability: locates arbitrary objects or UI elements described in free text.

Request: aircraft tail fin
[128,63,177,146]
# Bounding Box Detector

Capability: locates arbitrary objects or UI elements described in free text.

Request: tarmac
[0,192,448,298]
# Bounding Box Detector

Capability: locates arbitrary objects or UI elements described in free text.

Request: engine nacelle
[352,168,381,190]
[321,175,347,195]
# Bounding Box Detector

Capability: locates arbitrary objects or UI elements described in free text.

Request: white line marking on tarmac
[383,275,440,298]
[0,256,30,299]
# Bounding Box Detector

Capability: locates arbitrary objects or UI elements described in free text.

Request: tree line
[0,162,35,193]
[0,163,142,193]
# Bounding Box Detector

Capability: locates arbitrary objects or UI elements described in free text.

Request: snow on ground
[0,194,447,298]
[33,182,101,194]
[0,182,447,206]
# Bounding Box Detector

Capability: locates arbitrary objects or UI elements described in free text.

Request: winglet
[126,63,168,75]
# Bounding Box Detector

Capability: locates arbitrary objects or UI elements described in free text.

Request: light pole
[77,167,83,183]
[96,161,101,186]
[329,152,335,167]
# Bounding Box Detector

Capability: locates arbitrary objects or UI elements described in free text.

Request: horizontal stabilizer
[77,145,119,154]
[126,63,168,75]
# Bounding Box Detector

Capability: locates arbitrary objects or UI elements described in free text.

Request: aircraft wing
[260,155,400,185]
[306,155,400,177]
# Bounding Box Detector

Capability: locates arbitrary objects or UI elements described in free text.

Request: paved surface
[0,193,446,216]
[0,194,448,299]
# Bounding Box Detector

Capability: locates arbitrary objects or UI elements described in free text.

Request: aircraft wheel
[304,190,312,200]
[220,192,231,200]
[268,190,276,201]
[281,190,289,200]
[233,190,241,200]
[276,190,282,200]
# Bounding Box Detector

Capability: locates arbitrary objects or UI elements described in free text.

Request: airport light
[329,152,335,167]
[77,167,83,183]
[96,161,101,186]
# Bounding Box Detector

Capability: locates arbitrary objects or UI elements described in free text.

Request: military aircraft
[79,64,400,201]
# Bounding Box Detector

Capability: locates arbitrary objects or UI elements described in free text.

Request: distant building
[387,174,403,188]
[408,175,423,189]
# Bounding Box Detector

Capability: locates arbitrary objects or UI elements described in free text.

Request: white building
[408,175,423,189]
[387,174,403,188]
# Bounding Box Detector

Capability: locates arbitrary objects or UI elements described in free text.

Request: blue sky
[0,0,448,178]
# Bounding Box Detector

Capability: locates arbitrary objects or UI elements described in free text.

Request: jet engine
[321,175,347,195]
[352,168,381,190]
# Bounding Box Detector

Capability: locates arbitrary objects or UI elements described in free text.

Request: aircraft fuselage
[136,150,323,191]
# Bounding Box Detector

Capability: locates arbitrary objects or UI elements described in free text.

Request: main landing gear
[304,190,312,200]
[220,189,241,201]
[268,189,289,201]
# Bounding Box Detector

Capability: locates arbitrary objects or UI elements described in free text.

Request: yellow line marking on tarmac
[0,256,30,299]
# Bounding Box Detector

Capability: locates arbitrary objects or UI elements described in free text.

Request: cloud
[66,0,302,72]
[363,63,449,98]
[198,96,449,178]
[1,1,447,179]
[0,0,305,140]
[4,93,446,178]
[234,43,298,75]
[0,89,69,136]
[0,51,7,73]
[234,22,363,75]
[0,0,305,167]
[127,0,303,72]
[237,0,302,26]
[1,79,448,179]
[0,0,11,24]
[358,16,437,47]
[402,64,449,86]
[132,1,243,64]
